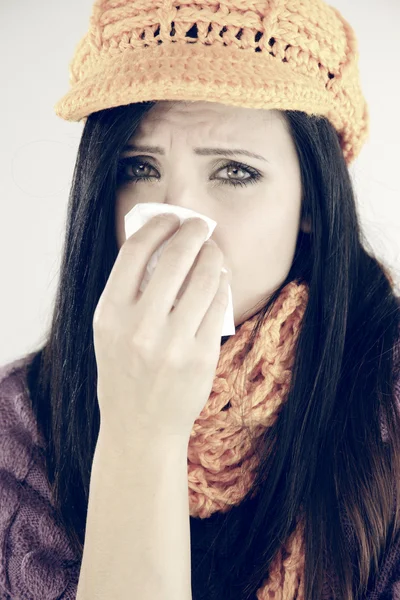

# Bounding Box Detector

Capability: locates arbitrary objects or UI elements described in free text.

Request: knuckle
[92,315,103,334]
[92,315,114,347]
[93,295,118,327]
[203,241,224,264]
[130,335,155,360]
[185,218,209,236]
[195,269,217,294]
[121,236,142,257]
[93,302,107,330]
[130,325,156,352]
[152,214,179,230]
[164,244,192,272]
[155,213,175,224]
[165,340,186,368]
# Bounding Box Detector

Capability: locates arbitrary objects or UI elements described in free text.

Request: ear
[300,215,312,234]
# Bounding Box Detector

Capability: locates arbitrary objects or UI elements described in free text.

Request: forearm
[76,428,193,600]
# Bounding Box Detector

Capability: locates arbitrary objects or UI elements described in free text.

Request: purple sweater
[1,354,400,600]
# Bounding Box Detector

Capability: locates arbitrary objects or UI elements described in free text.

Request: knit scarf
[187,279,310,599]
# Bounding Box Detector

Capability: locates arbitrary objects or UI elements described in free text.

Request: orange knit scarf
[187,280,309,599]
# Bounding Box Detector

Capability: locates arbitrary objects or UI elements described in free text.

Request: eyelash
[116,157,262,188]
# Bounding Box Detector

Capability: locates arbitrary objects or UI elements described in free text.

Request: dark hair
[23,101,400,600]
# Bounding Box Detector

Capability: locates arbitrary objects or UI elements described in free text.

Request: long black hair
[22,102,400,600]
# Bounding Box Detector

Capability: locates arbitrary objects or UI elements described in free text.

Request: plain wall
[1,0,399,366]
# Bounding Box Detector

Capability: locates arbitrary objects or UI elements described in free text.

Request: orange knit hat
[54,0,370,166]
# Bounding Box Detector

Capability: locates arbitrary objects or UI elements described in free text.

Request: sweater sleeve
[0,358,80,600]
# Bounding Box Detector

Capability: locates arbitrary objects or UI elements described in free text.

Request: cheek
[115,188,137,248]
[231,211,299,283]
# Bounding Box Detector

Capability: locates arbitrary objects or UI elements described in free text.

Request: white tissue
[124,203,235,336]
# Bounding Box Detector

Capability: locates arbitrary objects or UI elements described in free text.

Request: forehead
[135,100,288,139]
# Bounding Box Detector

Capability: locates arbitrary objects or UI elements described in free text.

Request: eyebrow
[121,144,269,164]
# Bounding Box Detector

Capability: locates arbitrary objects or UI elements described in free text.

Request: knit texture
[53,0,370,166]
[1,283,400,599]
[0,359,81,599]
[188,281,309,598]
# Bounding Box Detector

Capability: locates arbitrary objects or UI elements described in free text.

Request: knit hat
[54,0,370,166]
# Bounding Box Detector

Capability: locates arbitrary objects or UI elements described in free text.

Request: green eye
[214,163,262,187]
[116,157,262,188]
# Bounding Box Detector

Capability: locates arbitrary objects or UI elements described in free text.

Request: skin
[115,100,311,330]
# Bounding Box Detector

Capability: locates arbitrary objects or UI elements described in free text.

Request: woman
[1,1,400,599]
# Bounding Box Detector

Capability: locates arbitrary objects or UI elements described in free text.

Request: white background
[1,0,399,366]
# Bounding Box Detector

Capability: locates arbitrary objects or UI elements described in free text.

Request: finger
[169,240,224,338]
[102,214,181,307]
[197,269,230,344]
[139,218,210,318]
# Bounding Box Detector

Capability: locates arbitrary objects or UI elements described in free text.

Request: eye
[116,157,263,188]
[116,158,157,184]
[212,163,262,188]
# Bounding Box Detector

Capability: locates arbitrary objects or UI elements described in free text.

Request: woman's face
[115,100,310,329]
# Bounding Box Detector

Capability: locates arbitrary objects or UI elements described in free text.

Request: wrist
[96,424,190,461]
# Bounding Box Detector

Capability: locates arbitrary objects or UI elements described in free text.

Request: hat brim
[54,41,369,165]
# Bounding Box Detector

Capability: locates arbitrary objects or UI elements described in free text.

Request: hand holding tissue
[124,203,235,336]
